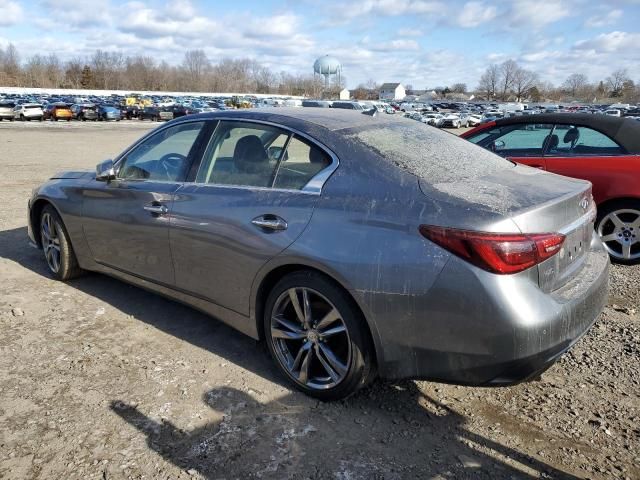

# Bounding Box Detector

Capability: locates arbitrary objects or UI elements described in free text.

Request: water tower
[313,55,342,90]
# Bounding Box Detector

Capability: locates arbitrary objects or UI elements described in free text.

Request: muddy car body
[27,109,609,400]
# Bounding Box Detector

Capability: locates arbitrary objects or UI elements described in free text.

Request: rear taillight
[419,225,565,274]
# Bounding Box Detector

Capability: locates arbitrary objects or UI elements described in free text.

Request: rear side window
[196,121,286,188]
[547,125,624,156]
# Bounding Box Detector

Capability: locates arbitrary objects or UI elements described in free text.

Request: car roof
[177,107,397,132]
[490,113,640,154]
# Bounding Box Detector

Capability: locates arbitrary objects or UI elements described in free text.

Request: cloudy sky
[0,0,639,88]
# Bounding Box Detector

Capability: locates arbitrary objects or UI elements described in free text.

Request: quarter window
[118,121,205,181]
[273,136,331,190]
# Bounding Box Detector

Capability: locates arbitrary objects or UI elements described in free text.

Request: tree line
[1,44,637,103]
[477,59,638,103]
[0,44,330,96]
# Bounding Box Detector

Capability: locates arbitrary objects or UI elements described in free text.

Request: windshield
[343,119,513,184]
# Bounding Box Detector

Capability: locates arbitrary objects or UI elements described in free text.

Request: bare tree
[451,83,467,94]
[499,59,519,100]
[512,68,538,101]
[606,69,629,97]
[563,73,588,98]
[0,43,20,86]
[182,50,210,91]
[477,64,500,100]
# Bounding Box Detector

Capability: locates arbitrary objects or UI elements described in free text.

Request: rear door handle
[251,215,288,231]
[143,203,168,215]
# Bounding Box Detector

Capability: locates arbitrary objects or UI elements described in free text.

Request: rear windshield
[343,119,513,184]
[25,105,41,109]
[0,102,15,108]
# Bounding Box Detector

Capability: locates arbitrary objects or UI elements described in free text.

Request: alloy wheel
[597,208,640,261]
[41,212,61,273]
[270,287,351,390]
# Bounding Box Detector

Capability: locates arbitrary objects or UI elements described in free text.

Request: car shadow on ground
[2,226,581,479]
[109,383,581,479]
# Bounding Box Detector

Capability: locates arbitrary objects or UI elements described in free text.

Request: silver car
[27,109,608,400]
[0,101,15,121]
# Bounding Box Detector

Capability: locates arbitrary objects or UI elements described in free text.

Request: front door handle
[143,203,168,215]
[251,215,288,231]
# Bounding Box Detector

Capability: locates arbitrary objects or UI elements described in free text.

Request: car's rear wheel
[596,200,640,265]
[40,206,84,280]
[264,271,375,401]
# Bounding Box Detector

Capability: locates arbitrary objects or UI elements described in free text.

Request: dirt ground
[0,121,638,480]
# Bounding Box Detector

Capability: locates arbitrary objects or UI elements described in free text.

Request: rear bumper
[364,232,609,384]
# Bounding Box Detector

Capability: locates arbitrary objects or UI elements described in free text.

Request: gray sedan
[27,109,609,400]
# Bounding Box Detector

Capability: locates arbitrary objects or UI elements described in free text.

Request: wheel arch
[30,198,60,247]
[596,196,640,218]
[252,262,382,369]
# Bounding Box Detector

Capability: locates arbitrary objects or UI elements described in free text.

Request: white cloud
[505,0,571,29]
[397,27,422,37]
[41,0,111,27]
[341,0,444,18]
[0,0,23,26]
[573,31,640,52]
[456,1,497,28]
[584,9,622,28]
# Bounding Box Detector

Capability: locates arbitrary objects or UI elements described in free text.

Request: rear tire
[39,205,84,280]
[264,271,375,401]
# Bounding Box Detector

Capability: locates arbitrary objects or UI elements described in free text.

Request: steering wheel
[159,153,187,180]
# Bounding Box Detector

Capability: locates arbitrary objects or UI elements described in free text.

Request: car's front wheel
[39,206,84,280]
[596,200,640,265]
[264,271,375,401]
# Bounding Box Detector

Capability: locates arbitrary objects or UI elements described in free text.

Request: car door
[81,120,209,284]
[467,123,555,169]
[542,124,636,203]
[170,120,334,316]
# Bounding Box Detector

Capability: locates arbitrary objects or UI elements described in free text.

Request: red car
[462,114,640,264]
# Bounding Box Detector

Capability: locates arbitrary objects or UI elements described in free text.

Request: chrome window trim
[192,117,339,195]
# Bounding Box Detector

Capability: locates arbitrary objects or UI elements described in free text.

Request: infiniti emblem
[579,197,589,210]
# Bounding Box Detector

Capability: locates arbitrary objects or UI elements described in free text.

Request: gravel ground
[0,121,638,480]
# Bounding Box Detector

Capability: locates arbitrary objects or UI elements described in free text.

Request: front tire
[264,271,375,401]
[39,206,84,280]
[596,200,640,265]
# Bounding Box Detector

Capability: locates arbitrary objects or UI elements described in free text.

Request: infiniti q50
[28,109,609,400]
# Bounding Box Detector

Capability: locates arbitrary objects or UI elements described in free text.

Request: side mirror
[96,159,116,181]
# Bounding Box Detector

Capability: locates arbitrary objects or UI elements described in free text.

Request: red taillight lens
[419,225,565,274]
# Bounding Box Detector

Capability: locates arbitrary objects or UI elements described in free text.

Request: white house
[379,83,405,101]
[339,88,350,100]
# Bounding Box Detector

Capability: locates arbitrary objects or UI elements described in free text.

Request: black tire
[39,205,84,280]
[596,199,640,265]
[20,114,25,121]
[264,271,375,401]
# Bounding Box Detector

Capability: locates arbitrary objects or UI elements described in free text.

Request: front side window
[117,121,205,181]
[546,125,624,156]
[471,124,554,157]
